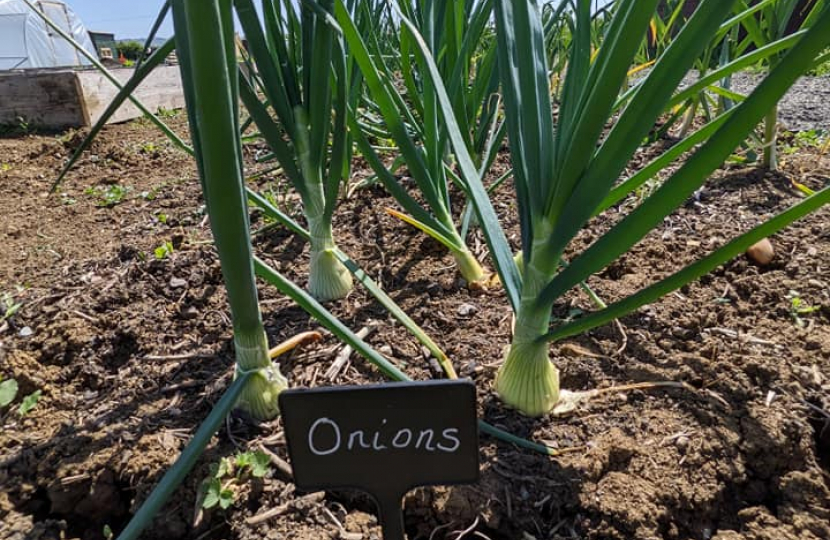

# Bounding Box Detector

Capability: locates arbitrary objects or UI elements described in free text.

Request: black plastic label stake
[279,379,479,540]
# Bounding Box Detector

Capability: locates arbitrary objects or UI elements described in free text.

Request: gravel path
[730,72,830,132]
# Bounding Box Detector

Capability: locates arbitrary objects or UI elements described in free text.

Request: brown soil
[1,114,829,540]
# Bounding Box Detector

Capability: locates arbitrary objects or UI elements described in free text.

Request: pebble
[426,283,441,297]
[181,306,198,319]
[460,361,478,376]
[18,326,33,337]
[428,358,442,373]
[675,435,690,454]
[746,238,774,266]
[169,276,188,289]
[457,303,478,317]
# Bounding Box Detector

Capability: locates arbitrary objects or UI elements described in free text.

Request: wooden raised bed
[0,65,184,129]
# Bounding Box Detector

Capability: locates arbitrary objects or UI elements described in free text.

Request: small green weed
[787,290,822,328]
[17,117,30,134]
[0,117,34,136]
[807,47,830,76]
[781,129,828,155]
[157,107,180,119]
[1,291,21,323]
[141,186,161,201]
[154,241,175,260]
[18,390,41,415]
[0,377,18,407]
[200,450,270,510]
[0,376,41,416]
[140,142,159,154]
[85,184,131,207]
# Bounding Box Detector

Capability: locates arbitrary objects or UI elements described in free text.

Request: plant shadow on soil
[2,340,243,539]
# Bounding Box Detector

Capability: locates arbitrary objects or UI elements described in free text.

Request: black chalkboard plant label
[279,379,480,539]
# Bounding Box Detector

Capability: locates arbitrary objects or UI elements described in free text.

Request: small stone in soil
[746,238,774,266]
[169,276,187,288]
[180,306,198,319]
[460,361,478,376]
[457,303,478,317]
[18,326,33,337]
[428,358,443,373]
[675,436,690,454]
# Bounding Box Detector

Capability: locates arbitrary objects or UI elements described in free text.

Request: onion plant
[366,0,830,416]
[342,0,508,287]
[171,0,286,420]
[734,0,825,169]
[234,0,354,302]
[491,0,830,416]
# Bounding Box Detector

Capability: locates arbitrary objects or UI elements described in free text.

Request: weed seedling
[1,291,21,323]
[140,142,159,154]
[0,377,40,416]
[787,290,822,328]
[17,117,30,134]
[200,450,270,510]
[141,187,160,201]
[782,129,828,155]
[85,184,131,207]
[0,377,18,408]
[18,390,41,416]
[154,241,175,260]
[157,107,180,119]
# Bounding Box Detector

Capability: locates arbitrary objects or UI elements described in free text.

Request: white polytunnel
[0,0,97,70]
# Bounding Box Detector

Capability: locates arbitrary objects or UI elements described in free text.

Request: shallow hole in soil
[101,331,141,371]
[809,416,830,474]
[12,473,134,540]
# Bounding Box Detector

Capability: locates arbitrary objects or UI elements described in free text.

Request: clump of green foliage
[199,450,271,510]
[781,128,828,154]
[0,376,42,417]
[1,291,21,324]
[117,40,145,61]
[154,241,175,260]
[85,184,131,207]
[787,290,822,327]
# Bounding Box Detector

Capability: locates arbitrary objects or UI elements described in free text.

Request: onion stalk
[172,0,286,419]
[341,0,505,287]
[730,0,822,170]
[235,0,353,302]
[492,0,830,416]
